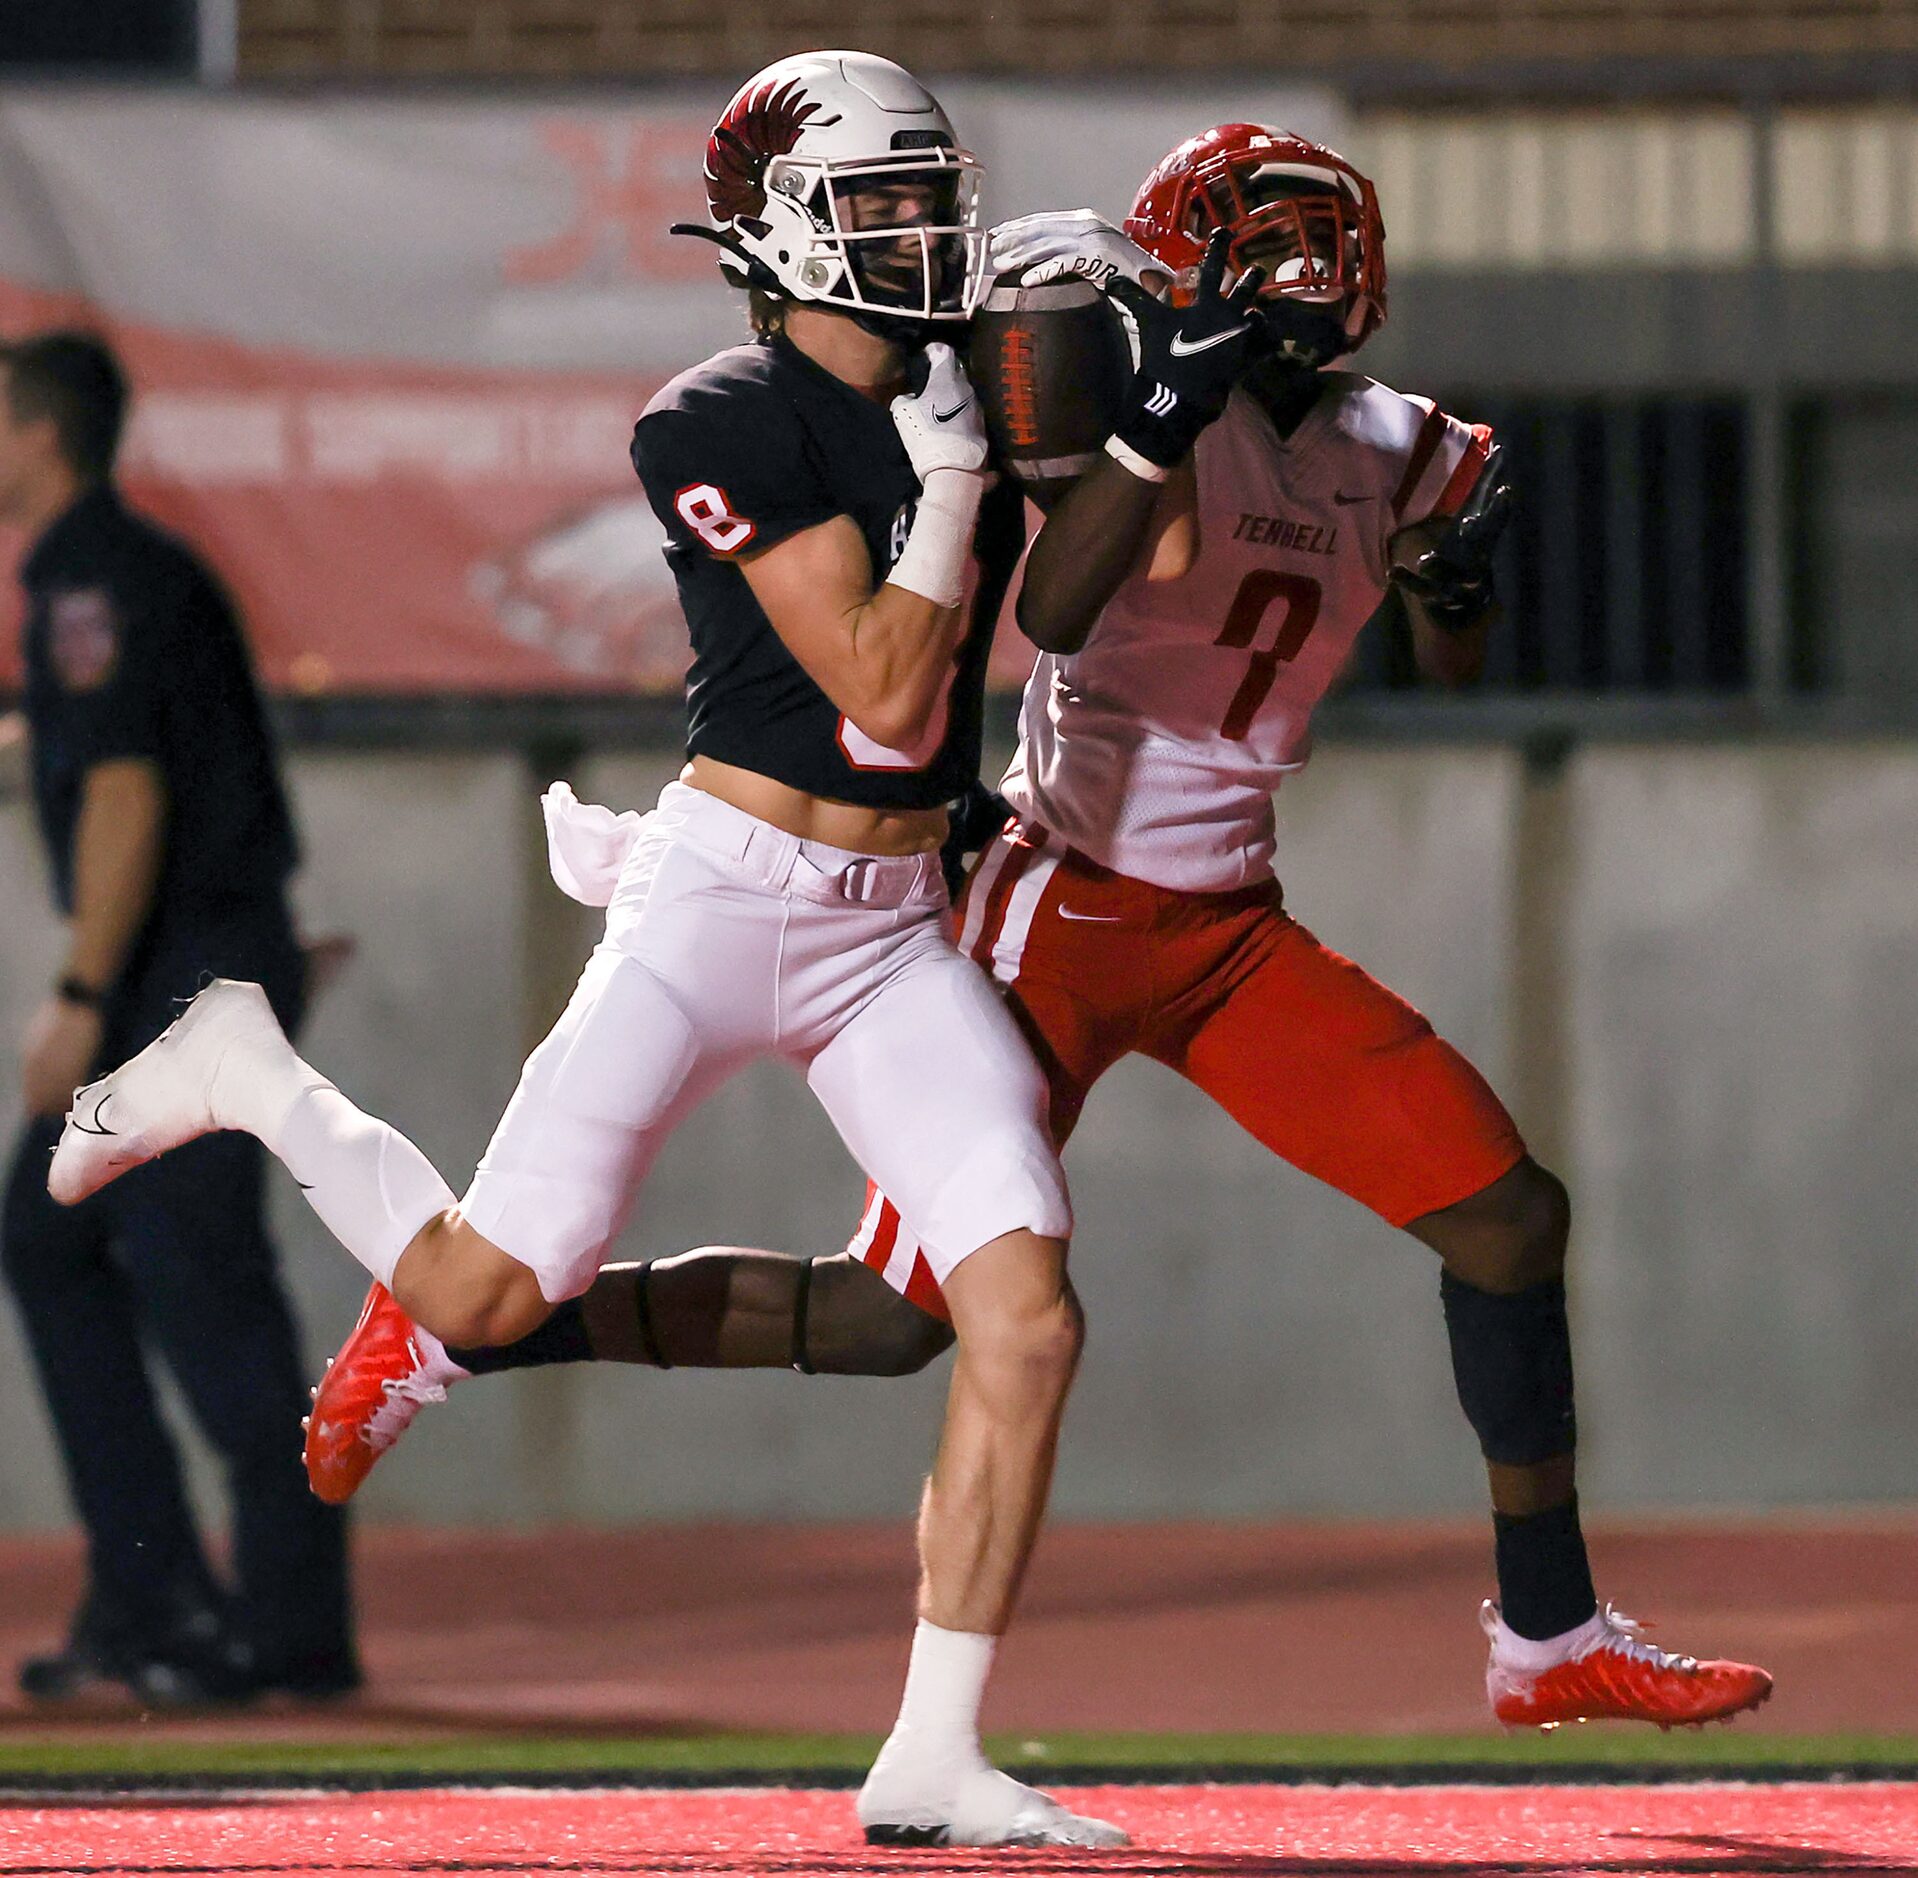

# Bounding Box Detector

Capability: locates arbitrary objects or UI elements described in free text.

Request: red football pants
[847,822,1526,1318]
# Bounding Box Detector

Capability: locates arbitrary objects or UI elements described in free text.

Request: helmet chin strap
[673,221,944,348]
[849,308,937,347]
[1255,298,1351,368]
[670,222,787,295]
[1244,348,1324,438]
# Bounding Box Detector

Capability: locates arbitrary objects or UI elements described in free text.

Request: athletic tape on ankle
[885,469,983,609]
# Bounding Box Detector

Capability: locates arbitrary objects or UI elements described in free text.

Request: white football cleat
[858,1741,1128,1848]
[48,979,295,1206]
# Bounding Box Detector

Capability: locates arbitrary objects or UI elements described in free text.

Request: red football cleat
[302,1283,458,1505]
[1482,1600,1774,1730]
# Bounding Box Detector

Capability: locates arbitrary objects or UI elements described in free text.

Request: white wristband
[1104,435,1170,484]
[885,469,984,609]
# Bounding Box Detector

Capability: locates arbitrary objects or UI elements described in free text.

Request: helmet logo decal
[706,78,838,225]
[692,54,987,322]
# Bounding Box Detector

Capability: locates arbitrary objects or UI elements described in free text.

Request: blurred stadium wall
[0,4,1914,1528]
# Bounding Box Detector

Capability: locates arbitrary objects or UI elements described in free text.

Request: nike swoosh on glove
[891,342,989,484]
[1105,228,1264,473]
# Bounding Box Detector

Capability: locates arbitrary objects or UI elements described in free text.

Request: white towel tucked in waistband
[541,779,646,908]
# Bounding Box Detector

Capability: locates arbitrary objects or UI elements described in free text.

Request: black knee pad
[799,1255,954,1377]
[1440,1270,1576,1466]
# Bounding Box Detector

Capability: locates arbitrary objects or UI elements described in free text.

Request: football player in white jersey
[303,125,1772,1734]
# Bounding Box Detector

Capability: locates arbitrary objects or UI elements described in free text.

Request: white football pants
[460,781,1070,1302]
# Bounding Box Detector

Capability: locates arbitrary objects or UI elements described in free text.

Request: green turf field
[4,1730,1915,1785]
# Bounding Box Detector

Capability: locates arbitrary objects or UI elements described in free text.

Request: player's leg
[804,940,1122,1847]
[305,1237,960,1504]
[297,930,750,1500]
[54,944,748,1447]
[310,820,1120,1462]
[860,1249,1112,1848]
[1156,904,1771,1726]
[453,1247,953,1374]
[1407,1158,1766,1724]
[44,976,496,1334]
[1404,1156,1583,1609]
[432,826,1133,1387]
[851,1223,1106,1846]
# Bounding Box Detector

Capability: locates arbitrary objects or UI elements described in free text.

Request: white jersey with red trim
[1001,372,1491,893]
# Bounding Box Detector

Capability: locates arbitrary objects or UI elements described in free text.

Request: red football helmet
[1125,124,1387,356]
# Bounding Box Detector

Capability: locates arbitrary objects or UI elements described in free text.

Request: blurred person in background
[0,331,356,1704]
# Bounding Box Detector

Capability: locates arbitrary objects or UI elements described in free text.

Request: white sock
[411,1320,470,1385]
[889,1620,996,1759]
[204,1011,333,1147]
[274,1083,458,1289]
[1493,1603,1611,1671]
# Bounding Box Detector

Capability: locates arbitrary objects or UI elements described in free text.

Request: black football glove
[1391,444,1515,633]
[940,782,1012,902]
[1105,229,1265,473]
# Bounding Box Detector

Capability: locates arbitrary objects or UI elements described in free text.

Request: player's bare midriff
[683,754,946,857]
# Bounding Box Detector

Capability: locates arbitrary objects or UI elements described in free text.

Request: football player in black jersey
[48,51,1121,1851]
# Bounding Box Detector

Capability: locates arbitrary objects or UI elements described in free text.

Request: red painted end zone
[6,1783,1918,1875]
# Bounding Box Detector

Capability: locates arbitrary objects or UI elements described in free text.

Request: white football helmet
[697,51,988,325]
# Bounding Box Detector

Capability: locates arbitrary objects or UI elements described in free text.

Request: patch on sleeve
[49,588,119,691]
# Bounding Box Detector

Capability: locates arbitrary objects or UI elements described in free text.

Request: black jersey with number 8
[632,332,1021,810]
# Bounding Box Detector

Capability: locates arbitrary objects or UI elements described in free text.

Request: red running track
[4,1784,1916,1876]
[13,1516,1918,1743]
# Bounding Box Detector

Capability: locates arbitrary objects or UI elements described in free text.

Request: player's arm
[1016,230,1261,655]
[641,345,989,753]
[738,510,972,752]
[744,345,987,751]
[1389,442,1513,689]
[1015,456,1191,655]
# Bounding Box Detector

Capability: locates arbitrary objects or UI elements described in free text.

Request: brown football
[970,277,1135,510]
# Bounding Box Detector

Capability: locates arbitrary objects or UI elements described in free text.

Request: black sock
[1493,1495,1598,1641]
[447,1299,593,1375]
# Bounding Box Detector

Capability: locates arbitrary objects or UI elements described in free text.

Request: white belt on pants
[542,778,942,911]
